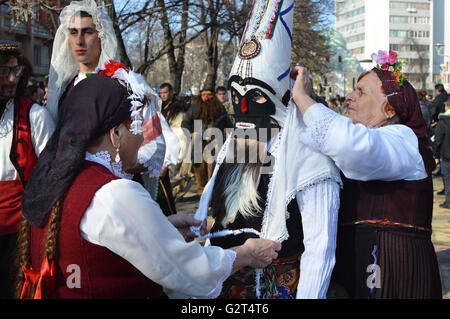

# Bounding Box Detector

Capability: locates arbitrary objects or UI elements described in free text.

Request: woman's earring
[115,145,121,163]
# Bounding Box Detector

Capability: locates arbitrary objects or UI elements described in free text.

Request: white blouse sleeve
[300,103,427,181]
[29,104,56,156]
[295,180,339,299]
[79,179,235,298]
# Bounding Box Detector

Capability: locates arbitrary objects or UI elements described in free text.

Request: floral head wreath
[371,50,407,87]
[89,60,146,135]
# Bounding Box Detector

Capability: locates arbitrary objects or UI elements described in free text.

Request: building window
[390,2,430,11]
[390,44,429,52]
[390,30,429,38]
[346,33,365,43]
[390,15,430,25]
[350,47,365,55]
[337,20,365,33]
[34,45,41,66]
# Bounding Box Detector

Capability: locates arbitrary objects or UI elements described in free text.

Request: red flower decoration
[99,60,128,77]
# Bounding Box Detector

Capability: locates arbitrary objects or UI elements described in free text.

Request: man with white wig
[46,0,180,200]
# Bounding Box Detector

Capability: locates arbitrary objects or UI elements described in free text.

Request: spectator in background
[183,87,232,194]
[433,99,450,209]
[327,97,345,115]
[417,89,431,136]
[26,85,44,105]
[338,96,348,116]
[42,75,48,106]
[429,84,448,180]
[216,86,234,120]
[430,83,449,126]
[159,82,192,182]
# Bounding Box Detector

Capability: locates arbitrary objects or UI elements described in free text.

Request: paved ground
[430,176,450,299]
[175,176,450,299]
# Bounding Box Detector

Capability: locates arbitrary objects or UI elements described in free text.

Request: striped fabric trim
[341,218,431,233]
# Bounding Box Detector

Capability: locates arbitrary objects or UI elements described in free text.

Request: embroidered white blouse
[299,103,427,181]
[80,152,236,298]
[292,102,428,298]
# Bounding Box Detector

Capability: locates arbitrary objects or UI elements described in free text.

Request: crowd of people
[0,0,445,300]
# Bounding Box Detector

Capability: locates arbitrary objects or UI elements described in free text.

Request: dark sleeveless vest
[30,161,163,299]
[339,173,433,232]
[0,97,37,235]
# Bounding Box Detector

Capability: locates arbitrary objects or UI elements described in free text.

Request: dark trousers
[157,171,177,216]
[443,160,450,204]
[0,232,18,299]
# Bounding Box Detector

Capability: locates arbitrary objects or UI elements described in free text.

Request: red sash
[0,179,24,235]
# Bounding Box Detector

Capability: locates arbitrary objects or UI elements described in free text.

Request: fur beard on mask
[211,162,263,228]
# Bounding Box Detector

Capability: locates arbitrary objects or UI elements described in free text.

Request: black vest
[339,172,433,232]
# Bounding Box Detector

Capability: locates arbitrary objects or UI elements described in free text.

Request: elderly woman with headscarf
[15,62,281,299]
[290,50,442,299]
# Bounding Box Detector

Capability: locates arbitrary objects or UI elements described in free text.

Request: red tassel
[241,97,248,114]
[19,257,56,299]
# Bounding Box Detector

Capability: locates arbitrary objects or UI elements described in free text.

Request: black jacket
[430,92,449,124]
[434,113,450,161]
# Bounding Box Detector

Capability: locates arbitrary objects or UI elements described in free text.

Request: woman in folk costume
[46,0,180,202]
[191,0,342,299]
[291,50,442,298]
[15,61,280,299]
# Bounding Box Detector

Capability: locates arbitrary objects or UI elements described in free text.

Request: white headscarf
[46,0,119,122]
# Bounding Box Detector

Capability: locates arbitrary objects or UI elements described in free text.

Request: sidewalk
[175,177,450,298]
[431,176,450,299]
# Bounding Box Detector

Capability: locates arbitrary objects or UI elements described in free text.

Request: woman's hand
[291,66,313,97]
[231,238,282,273]
[168,214,207,242]
[290,66,316,115]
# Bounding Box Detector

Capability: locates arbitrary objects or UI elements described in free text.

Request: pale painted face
[68,16,101,70]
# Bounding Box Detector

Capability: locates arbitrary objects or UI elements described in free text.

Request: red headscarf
[372,67,435,176]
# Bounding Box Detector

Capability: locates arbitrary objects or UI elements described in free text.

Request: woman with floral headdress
[15,62,281,299]
[291,50,442,299]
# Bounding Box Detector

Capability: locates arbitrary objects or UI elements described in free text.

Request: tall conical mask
[228,0,294,132]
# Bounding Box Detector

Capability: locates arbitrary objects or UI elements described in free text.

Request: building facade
[431,0,450,89]
[335,0,443,91]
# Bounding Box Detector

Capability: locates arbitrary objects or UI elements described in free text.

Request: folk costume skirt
[331,225,442,299]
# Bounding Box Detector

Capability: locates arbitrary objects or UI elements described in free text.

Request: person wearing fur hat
[291,49,442,298]
[0,40,55,298]
[184,87,232,194]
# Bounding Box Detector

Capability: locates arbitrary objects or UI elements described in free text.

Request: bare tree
[401,37,429,90]
[291,0,333,76]
[191,0,251,90]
